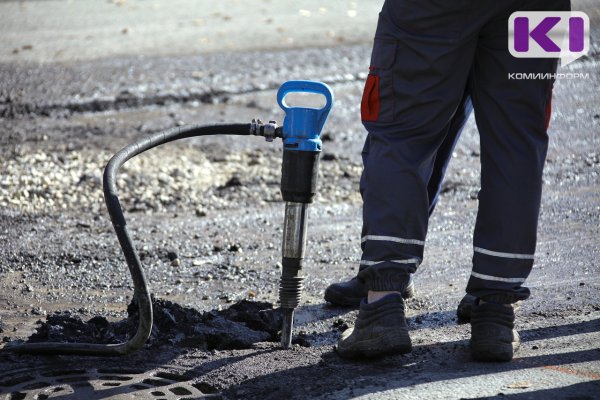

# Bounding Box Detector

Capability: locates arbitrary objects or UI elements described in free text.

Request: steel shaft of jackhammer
[281,309,294,348]
[282,202,308,259]
[280,202,309,348]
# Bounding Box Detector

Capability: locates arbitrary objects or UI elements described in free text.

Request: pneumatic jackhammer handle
[277,80,334,348]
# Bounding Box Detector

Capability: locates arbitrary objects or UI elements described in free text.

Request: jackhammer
[4,80,333,356]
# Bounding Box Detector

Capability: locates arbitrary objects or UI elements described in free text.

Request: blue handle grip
[277,80,334,152]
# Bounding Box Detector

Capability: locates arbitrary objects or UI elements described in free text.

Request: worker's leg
[324,90,472,307]
[467,0,569,361]
[337,0,481,359]
[467,0,567,304]
[357,6,478,294]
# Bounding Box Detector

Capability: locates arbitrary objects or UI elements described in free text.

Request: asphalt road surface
[0,1,599,399]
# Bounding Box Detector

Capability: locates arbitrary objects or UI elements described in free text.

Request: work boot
[324,275,415,307]
[336,293,412,359]
[470,301,520,362]
[456,293,478,323]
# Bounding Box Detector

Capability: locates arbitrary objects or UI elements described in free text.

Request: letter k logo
[509,12,590,66]
[514,17,561,52]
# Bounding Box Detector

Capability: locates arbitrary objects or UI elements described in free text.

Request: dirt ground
[1,1,599,399]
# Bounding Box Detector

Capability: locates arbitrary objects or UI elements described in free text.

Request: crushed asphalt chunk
[27,297,283,351]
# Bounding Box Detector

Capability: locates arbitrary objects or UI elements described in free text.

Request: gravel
[0,144,363,215]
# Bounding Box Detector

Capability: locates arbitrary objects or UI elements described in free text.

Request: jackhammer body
[276,81,334,348]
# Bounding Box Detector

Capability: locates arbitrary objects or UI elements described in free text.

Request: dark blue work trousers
[357,0,569,302]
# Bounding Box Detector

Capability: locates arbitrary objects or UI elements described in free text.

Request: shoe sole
[471,340,520,362]
[325,281,416,307]
[336,331,412,359]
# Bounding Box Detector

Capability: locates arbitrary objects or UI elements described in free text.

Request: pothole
[0,366,220,399]
[19,297,286,351]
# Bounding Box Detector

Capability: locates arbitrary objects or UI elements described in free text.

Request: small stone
[195,208,207,217]
[332,319,348,331]
[228,244,242,253]
[219,294,232,303]
[506,381,532,389]
[171,258,181,267]
[223,176,242,188]
[191,70,205,79]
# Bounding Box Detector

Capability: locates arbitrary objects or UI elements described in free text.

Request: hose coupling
[250,118,281,142]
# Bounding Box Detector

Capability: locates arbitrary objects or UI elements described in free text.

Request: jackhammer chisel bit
[276,81,334,348]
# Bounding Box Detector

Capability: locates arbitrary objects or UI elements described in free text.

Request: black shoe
[324,275,415,307]
[336,293,412,359]
[470,301,520,362]
[456,293,478,323]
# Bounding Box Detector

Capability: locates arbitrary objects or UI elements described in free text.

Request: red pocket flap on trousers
[361,74,380,122]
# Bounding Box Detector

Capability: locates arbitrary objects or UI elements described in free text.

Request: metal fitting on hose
[250,118,281,142]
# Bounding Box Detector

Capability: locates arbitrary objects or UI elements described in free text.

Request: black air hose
[5,123,252,356]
